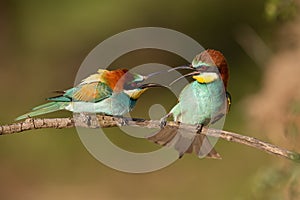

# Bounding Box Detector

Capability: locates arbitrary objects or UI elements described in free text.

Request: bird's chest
[69,92,135,116]
[173,80,226,124]
[99,92,135,115]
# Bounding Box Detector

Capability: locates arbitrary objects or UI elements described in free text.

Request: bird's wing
[48,82,113,103]
[79,69,107,85]
[226,91,232,112]
[48,69,114,102]
[72,82,113,102]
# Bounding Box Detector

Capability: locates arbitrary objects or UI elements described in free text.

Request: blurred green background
[1,0,300,199]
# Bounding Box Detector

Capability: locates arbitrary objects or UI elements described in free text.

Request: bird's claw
[120,117,129,126]
[179,153,184,159]
[196,123,204,134]
[159,116,168,129]
[159,113,171,129]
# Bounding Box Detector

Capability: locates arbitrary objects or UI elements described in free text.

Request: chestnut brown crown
[193,49,229,88]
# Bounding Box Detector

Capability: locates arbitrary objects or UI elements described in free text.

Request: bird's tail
[185,134,221,159]
[148,126,221,159]
[15,102,69,121]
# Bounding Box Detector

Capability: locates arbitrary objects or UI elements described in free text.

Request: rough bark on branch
[0,114,299,162]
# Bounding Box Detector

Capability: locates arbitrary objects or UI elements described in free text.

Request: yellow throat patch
[126,88,148,100]
[192,72,219,83]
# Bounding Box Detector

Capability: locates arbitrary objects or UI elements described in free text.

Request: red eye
[124,82,138,90]
[201,66,208,70]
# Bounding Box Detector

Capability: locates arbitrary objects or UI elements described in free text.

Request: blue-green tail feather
[47,96,72,102]
[15,102,69,121]
[31,102,57,110]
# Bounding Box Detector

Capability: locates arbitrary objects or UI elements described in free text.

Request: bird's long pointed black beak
[169,71,201,86]
[143,65,194,80]
[138,83,166,89]
[167,65,194,72]
[144,69,169,80]
[145,71,164,79]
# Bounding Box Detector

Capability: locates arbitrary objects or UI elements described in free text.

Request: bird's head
[103,69,164,97]
[191,49,229,88]
[169,49,229,89]
[102,69,145,92]
[123,83,164,100]
[121,70,166,99]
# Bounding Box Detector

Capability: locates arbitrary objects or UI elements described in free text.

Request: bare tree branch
[1,114,299,162]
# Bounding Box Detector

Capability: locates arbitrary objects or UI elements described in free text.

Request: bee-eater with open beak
[16,69,162,120]
[148,49,231,159]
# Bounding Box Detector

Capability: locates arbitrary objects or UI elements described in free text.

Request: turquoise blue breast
[94,92,137,115]
[71,92,137,116]
[170,79,226,125]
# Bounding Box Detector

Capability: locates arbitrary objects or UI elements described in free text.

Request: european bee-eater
[16,69,162,120]
[148,49,231,159]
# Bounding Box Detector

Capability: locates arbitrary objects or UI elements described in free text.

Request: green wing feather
[48,82,113,103]
[16,77,113,120]
[15,102,69,120]
[226,91,232,112]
